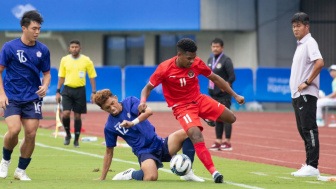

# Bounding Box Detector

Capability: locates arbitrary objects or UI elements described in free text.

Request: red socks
[194,142,217,174]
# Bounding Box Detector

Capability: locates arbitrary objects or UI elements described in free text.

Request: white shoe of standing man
[14,168,31,181]
[291,164,306,176]
[292,165,320,177]
[112,168,135,180]
[180,170,205,182]
[0,158,11,178]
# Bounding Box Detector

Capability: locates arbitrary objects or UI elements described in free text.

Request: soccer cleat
[203,119,216,127]
[180,170,205,182]
[213,171,224,183]
[292,165,320,177]
[112,168,135,180]
[73,140,80,148]
[291,164,306,176]
[219,142,232,151]
[209,142,221,151]
[64,135,71,145]
[0,158,10,178]
[14,168,31,181]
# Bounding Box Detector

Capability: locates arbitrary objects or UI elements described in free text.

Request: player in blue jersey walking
[0,10,51,181]
[93,89,203,182]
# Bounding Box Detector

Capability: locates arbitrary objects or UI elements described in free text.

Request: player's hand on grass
[36,86,47,98]
[120,120,134,128]
[234,95,245,105]
[138,103,147,113]
[0,94,8,110]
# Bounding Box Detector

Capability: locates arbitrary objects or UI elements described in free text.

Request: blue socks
[18,157,31,170]
[3,147,32,170]
[182,138,195,163]
[132,170,144,180]
[3,147,13,161]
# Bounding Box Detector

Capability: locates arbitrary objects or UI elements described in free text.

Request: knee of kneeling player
[143,174,158,181]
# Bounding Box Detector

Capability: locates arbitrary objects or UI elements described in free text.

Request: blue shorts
[4,99,43,119]
[137,137,171,169]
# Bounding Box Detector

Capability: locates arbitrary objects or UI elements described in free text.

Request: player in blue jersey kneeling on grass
[93,89,203,182]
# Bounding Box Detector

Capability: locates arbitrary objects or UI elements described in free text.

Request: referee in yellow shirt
[56,40,97,147]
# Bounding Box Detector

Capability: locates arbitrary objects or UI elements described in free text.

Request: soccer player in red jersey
[138,38,245,183]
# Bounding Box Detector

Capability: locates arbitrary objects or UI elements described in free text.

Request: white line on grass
[250,172,268,176]
[0,134,263,189]
[226,152,336,172]
[305,181,322,184]
[276,177,294,180]
[34,142,263,189]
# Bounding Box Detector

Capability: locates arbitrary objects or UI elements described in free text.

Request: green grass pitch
[0,123,335,189]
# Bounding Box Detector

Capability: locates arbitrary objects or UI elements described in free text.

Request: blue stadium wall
[0,0,200,31]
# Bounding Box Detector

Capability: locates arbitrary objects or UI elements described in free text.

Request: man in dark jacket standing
[207,38,235,151]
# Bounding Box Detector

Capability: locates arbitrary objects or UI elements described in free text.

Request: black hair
[20,10,44,28]
[211,38,224,46]
[177,38,197,53]
[291,12,309,25]
[69,39,81,46]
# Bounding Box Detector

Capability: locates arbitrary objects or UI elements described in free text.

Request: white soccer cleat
[180,170,205,182]
[112,168,135,180]
[291,164,306,176]
[14,168,31,181]
[292,165,320,177]
[0,158,11,178]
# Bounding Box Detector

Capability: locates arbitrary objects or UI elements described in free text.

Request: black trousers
[292,94,319,168]
[213,97,232,139]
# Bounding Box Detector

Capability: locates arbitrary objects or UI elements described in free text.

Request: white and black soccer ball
[170,154,192,176]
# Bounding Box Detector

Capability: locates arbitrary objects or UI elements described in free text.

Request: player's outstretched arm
[207,73,245,105]
[93,147,114,180]
[120,107,153,128]
[138,83,155,113]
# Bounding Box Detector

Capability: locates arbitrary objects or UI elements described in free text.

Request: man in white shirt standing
[289,12,324,177]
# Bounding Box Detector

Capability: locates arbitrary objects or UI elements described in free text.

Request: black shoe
[214,172,224,183]
[73,140,80,148]
[203,119,216,127]
[64,136,71,145]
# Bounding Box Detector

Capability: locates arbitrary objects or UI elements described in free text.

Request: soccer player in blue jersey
[93,89,204,182]
[0,10,51,181]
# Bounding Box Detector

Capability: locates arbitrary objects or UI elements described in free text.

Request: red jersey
[149,56,212,107]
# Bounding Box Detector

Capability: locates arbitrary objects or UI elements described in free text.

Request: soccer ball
[170,154,192,176]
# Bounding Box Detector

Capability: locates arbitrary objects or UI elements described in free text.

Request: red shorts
[172,94,225,132]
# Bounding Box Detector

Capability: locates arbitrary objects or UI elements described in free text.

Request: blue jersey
[104,96,163,156]
[0,38,50,101]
